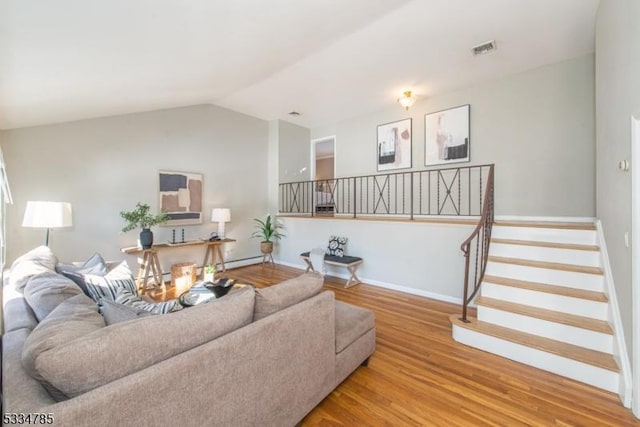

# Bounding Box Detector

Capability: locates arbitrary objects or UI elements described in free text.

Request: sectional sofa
[2,247,376,426]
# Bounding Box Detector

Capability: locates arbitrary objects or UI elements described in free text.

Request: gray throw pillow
[23,272,84,321]
[254,273,323,321]
[9,246,58,292]
[22,294,105,400]
[56,252,108,276]
[99,299,157,325]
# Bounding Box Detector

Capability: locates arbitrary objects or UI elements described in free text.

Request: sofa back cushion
[22,294,105,399]
[254,273,323,321]
[9,246,57,292]
[23,272,84,322]
[27,286,255,398]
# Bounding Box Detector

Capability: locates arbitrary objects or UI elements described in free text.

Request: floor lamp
[22,201,73,246]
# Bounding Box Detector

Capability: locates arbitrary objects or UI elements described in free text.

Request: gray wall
[1,104,269,271]
[595,0,640,360]
[276,216,474,302]
[312,55,596,217]
[278,120,311,184]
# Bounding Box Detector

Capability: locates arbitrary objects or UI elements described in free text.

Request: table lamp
[22,201,73,246]
[211,208,231,239]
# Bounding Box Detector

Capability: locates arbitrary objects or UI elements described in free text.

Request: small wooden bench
[300,251,363,288]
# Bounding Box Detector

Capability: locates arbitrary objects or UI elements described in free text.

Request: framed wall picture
[377,118,412,171]
[158,170,203,226]
[425,104,470,166]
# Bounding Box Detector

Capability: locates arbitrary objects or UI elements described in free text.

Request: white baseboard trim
[596,220,632,408]
[495,215,595,223]
[275,259,463,305]
[223,257,263,270]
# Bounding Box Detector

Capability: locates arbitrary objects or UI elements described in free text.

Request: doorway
[310,136,336,214]
[311,136,336,182]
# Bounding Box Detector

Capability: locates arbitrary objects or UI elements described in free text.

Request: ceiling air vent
[472,40,497,56]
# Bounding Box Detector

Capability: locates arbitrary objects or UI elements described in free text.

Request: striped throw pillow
[83,261,138,302]
[113,288,182,314]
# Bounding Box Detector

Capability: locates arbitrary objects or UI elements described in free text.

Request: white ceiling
[0,0,599,130]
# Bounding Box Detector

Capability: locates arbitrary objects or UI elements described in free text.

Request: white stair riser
[452,325,619,393]
[481,282,608,319]
[490,243,600,267]
[477,306,613,353]
[492,226,597,245]
[485,262,603,292]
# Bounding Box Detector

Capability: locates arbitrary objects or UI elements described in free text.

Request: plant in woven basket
[252,214,285,254]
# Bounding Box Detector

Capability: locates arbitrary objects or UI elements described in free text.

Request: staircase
[450,220,621,394]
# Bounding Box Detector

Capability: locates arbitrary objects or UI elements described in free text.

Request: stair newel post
[461,242,471,323]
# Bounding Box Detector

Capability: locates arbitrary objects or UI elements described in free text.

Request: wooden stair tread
[475,296,612,334]
[450,314,619,372]
[483,275,607,302]
[494,220,595,230]
[488,256,603,275]
[491,238,599,252]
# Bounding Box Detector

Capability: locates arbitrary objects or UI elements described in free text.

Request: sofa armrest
[44,291,336,427]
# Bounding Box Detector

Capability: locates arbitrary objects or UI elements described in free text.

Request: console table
[121,239,236,294]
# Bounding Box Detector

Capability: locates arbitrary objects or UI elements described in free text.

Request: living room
[1,0,640,425]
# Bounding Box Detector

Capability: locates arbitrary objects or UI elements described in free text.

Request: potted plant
[252,214,285,255]
[120,202,169,249]
[203,264,216,282]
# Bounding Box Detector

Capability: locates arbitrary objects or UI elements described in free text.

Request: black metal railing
[460,165,495,322]
[279,164,494,218]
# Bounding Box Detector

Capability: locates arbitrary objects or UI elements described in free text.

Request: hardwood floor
[149,264,639,426]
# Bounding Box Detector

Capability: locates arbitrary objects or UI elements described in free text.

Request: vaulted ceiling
[0,0,599,130]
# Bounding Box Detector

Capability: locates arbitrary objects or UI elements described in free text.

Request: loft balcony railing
[278,163,495,323]
[279,164,493,219]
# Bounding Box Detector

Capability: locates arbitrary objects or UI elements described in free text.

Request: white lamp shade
[22,201,73,228]
[211,208,231,223]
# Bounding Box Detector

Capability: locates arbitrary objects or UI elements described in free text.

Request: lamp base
[217,222,225,239]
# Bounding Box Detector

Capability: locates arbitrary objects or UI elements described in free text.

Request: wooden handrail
[460,165,495,322]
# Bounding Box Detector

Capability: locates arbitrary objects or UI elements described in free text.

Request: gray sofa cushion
[99,299,157,325]
[2,297,38,333]
[31,286,255,398]
[334,300,375,353]
[23,272,84,321]
[22,294,105,399]
[3,328,57,412]
[9,246,57,292]
[254,273,323,321]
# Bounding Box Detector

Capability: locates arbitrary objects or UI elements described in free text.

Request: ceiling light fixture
[472,40,497,56]
[397,90,416,110]
[288,111,301,116]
